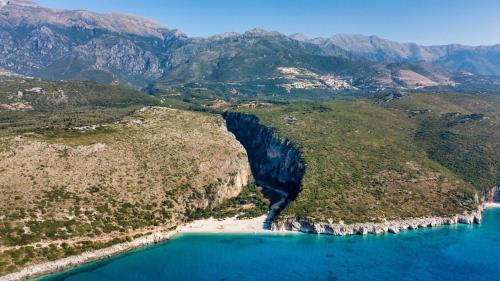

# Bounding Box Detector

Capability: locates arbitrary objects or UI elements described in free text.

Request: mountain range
[293,33,500,76]
[1,0,500,97]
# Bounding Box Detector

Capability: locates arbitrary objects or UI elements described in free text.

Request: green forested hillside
[0,78,159,135]
[241,93,498,223]
[387,93,500,193]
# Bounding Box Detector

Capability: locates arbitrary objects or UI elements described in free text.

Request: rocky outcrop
[205,148,251,208]
[271,207,484,236]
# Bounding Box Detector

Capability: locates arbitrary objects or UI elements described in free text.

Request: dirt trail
[263,186,289,229]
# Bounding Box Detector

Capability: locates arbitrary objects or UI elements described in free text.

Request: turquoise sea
[40,208,500,281]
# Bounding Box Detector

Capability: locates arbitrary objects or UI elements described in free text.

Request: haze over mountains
[294,33,500,76]
[1,0,500,95]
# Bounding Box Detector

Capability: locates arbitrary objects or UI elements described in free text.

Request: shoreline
[177,215,285,234]
[2,205,499,281]
[0,215,273,281]
[0,230,179,281]
[484,202,500,209]
[272,209,484,235]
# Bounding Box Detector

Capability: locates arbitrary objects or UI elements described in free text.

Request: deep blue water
[40,209,500,281]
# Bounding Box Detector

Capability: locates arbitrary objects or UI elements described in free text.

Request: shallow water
[40,208,500,281]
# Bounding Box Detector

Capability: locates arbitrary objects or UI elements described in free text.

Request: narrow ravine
[263,186,288,229]
[223,112,305,228]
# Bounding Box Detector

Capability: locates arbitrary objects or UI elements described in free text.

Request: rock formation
[271,208,484,236]
[224,112,305,200]
[224,112,305,225]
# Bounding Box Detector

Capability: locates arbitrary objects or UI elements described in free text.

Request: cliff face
[485,186,500,203]
[194,147,251,209]
[224,110,486,236]
[224,112,305,202]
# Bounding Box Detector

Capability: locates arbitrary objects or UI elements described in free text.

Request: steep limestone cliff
[223,112,305,217]
[485,186,500,203]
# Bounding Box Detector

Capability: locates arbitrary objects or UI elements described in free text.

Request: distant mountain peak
[1,0,500,90]
[1,0,167,37]
[1,0,39,8]
[244,28,282,37]
[206,32,240,41]
[289,33,310,42]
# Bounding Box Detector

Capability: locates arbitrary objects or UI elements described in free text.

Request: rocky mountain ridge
[0,0,168,37]
[1,1,500,94]
[294,33,500,76]
[0,0,188,88]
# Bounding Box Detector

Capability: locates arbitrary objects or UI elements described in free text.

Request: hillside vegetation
[387,93,500,193]
[0,105,255,275]
[0,78,159,135]
[242,93,498,224]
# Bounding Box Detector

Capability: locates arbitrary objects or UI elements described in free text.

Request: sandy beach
[484,202,500,208]
[178,215,286,234]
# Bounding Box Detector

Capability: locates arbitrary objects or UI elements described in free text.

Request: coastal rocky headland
[271,209,483,235]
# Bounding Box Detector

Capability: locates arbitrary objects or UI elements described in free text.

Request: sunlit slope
[387,93,500,193]
[246,97,492,223]
[0,108,251,275]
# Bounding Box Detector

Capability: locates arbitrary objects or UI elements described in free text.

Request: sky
[36,0,500,46]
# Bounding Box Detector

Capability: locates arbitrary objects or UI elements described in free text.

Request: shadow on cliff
[223,112,305,227]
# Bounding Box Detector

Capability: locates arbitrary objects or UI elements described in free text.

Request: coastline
[484,202,500,209]
[0,216,272,281]
[0,230,178,281]
[272,208,484,235]
[177,215,285,234]
[1,205,498,281]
